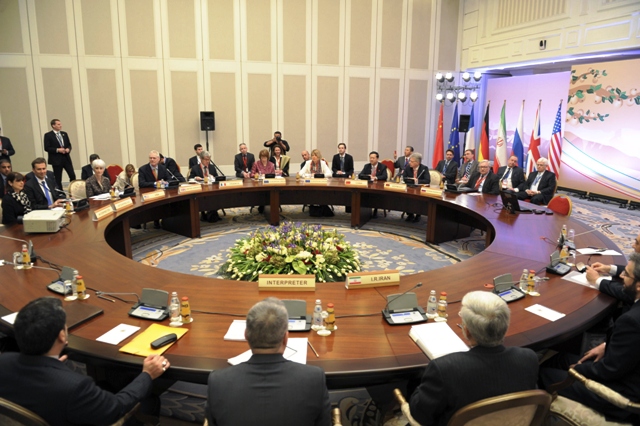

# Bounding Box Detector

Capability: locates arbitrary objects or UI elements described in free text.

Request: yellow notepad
[119,323,188,357]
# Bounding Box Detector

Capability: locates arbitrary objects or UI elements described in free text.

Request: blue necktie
[41,181,52,205]
[503,168,511,180]
[533,173,542,186]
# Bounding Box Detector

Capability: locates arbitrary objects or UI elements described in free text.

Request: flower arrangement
[218,222,361,282]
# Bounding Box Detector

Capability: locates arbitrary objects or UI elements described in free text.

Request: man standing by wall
[44,119,76,189]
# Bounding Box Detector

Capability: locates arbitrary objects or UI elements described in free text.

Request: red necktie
[414,168,417,179]
[475,175,486,189]
[243,155,247,169]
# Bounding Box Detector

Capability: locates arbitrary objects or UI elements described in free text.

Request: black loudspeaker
[200,111,215,131]
[458,114,470,133]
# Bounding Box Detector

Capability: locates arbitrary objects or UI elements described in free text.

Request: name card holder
[258,274,316,291]
[420,186,442,198]
[92,205,115,222]
[141,189,166,202]
[261,179,287,186]
[345,270,400,289]
[112,197,134,212]
[178,184,203,194]
[303,178,328,185]
[219,180,244,188]
[345,179,368,187]
[383,182,407,192]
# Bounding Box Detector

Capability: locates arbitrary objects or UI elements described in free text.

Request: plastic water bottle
[169,292,182,326]
[519,269,529,293]
[313,299,323,328]
[426,290,438,317]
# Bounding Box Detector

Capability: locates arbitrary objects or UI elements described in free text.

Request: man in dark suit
[540,253,640,424]
[189,151,221,222]
[44,119,76,189]
[24,157,66,210]
[359,151,388,218]
[457,149,478,185]
[234,143,255,178]
[0,127,16,163]
[516,156,556,205]
[300,150,310,171]
[410,291,538,426]
[0,158,11,195]
[160,153,186,182]
[188,143,203,170]
[138,150,170,188]
[496,155,526,191]
[81,154,111,182]
[206,298,330,425]
[435,149,458,185]
[462,160,500,195]
[331,142,354,177]
[394,146,414,178]
[404,153,431,222]
[0,297,169,426]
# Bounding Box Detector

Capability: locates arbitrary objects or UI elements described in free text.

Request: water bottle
[313,299,323,328]
[519,269,529,293]
[426,290,438,317]
[169,292,182,326]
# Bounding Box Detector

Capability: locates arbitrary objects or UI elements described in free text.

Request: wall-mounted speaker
[458,114,470,133]
[200,111,215,131]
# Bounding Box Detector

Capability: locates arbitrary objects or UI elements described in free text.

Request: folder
[119,323,188,356]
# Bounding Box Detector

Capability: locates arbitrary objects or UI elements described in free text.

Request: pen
[308,341,319,358]
[456,323,463,329]
[98,294,116,303]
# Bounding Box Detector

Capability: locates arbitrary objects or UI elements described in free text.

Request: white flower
[296,251,312,259]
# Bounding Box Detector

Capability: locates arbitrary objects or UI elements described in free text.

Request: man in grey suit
[409,291,539,426]
[206,298,331,426]
[456,149,478,186]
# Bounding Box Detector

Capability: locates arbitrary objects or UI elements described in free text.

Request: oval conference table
[0,178,620,388]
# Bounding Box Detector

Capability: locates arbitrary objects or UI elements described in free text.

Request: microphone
[95,291,141,303]
[165,167,179,182]
[382,282,423,314]
[210,161,226,178]
[0,235,37,261]
[55,188,73,200]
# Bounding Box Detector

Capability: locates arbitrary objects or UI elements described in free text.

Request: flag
[464,104,475,152]
[511,100,525,169]
[526,100,541,174]
[478,102,490,162]
[447,103,460,165]
[548,100,564,179]
[493,101,507,174]
[432,103,444,169]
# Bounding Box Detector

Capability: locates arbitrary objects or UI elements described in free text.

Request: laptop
[445,183,476,194]
[500,190,532,214]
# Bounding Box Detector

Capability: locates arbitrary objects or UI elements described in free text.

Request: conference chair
[381,159,395,179]
[388,388,551,426]
[547,195,573,216]
[429,170,441,187]
[68,180,86,200]
[546,368,640,426]
[131,172,139,190]
[106,164,123,186]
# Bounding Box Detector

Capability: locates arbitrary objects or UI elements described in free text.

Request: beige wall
[0,0,440,178]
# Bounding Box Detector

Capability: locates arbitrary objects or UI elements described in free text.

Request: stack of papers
[228,338,309,365]
[224,320,247,341]
[409,322,468,360]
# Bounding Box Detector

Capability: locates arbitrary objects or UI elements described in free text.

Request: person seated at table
[1,157,12,195]
[114,164,136,191]
[0,297,170,426]
[2,172,32,225]
[189,151,221,222]
[81,153,111,182]
[251,149,276,214]
[159,153,186,182]
[403,153,430,223]
[435,149,459,185]
[331,143,354,177]
[234,143,255,178]
[409,291,538,426]
[394,146,414,179]
[456,149,478,186]
[359,151,388,218]
[299,149,332,177]
[85,159,111,198]
[138,150,170,188]
[300,150,310,171]
[496,155,526,191]
[24,157,65,210]
[515,157,556,205]
[461,160,499,195]
[206,297,330,425]
[270,145,290,177]
[188,143,203,169]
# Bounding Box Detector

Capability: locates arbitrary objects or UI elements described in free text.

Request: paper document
[562,271,598,289]
[525,304,565,322]
[224,320,247,341]
[409,322,468,360]
[119,323,188,356]
[576,248,622,256]
[96,324,141,345]
[228,338,309,366]
[1,312,17,325]
[91,193,112,200]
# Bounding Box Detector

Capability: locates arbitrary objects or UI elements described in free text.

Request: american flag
[548,101,563,179]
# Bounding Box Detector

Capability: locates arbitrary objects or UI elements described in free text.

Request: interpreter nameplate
[141,189,165,202]
[346,270,400,289]
[258,274,316,291]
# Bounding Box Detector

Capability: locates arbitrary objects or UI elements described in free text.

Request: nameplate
[92,205,114,222]
[345,270,400,289]
[258,274,316,291]
[141,189,165,202]
[219,180,244,188]
[178,184,203,194]
[420,186,442,198]
[303,178,328,185]
[112,197,134,212]
[345,179,367,187]
[261,179,287,186]
[383,182,407,192]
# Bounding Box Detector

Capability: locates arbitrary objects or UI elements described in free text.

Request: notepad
[228,338,308,366]
[224,320,247,341]
[119,323,188,356]
[409,322,468,360]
